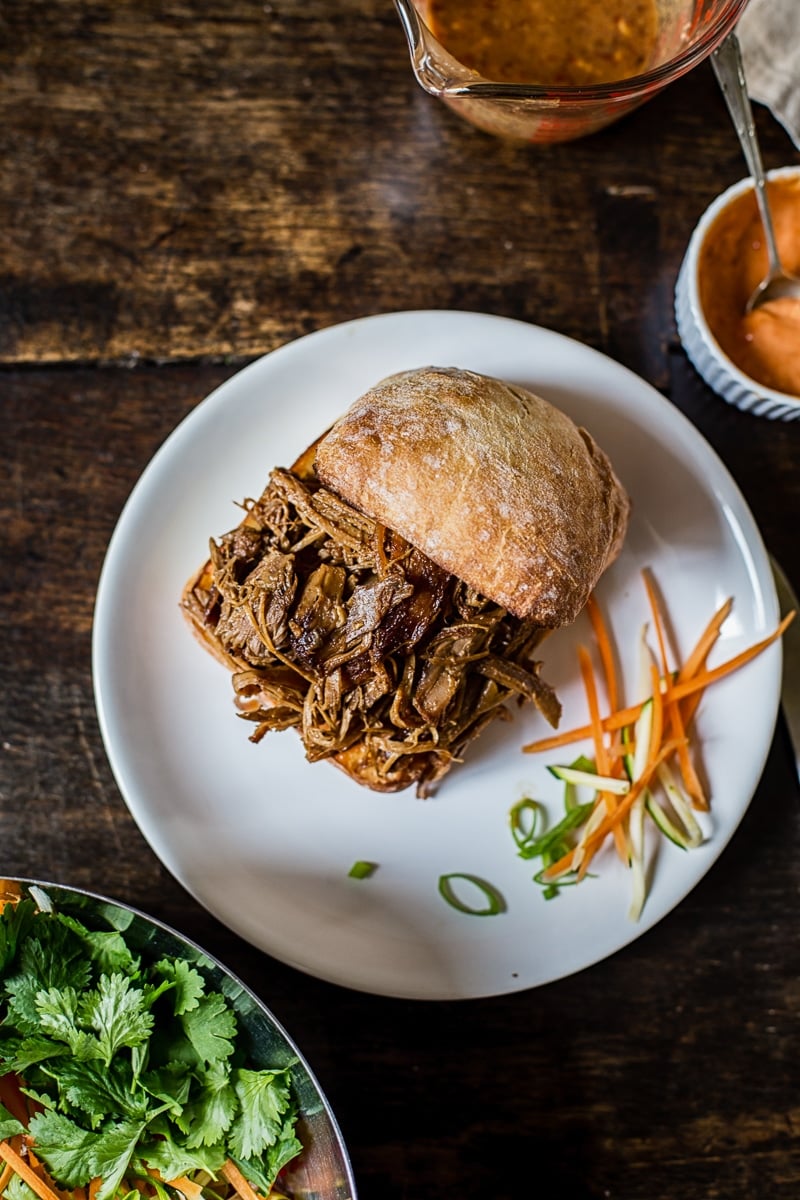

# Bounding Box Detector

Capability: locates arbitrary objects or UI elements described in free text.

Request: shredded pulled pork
[183,467,561,797]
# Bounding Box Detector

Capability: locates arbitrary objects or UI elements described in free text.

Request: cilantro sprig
[0,894,302,1200]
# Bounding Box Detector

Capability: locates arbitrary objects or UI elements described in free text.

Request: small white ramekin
[674,166,800,423]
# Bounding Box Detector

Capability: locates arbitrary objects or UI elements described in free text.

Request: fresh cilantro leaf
[232,1123,303,1195]
[138,1121,227,1180]
[0,899,36,973]
[57,914,140,977]
[51,1058,150,1125]
[139,1063,192,1115]
[0,1101,25,1141]
[35,986,104,1060]
[177,1060,238,1148]
[79,974,154,1064]
[0,1032,70,1074]
[153,958,206,1015]
[31,1111,148,1200]
[228,1067,293,1159]
[27,1110,102,1187]
[5,1173,38,1200]
[179,993,237,1065]
[4,922,90,1032]
[88,1121,149,1200]
[19,921,91,991]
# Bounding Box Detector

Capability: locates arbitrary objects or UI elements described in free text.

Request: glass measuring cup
[394,0,751,143]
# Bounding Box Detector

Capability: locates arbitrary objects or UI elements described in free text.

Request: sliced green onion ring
[348,860,377,879]
[517,801,595,860]
[438,873,506,916]
[509,797,541,850]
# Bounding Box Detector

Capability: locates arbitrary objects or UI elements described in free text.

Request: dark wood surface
[2,4,800,1198]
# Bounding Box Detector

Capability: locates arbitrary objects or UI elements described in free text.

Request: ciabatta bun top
[314,366,629,626]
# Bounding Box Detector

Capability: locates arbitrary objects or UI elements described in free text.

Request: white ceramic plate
[93,310,781,1000]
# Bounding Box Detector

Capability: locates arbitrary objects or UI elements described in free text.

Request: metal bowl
[1,878,357,1200]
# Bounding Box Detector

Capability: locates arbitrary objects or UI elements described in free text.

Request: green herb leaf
[5,1173,38,1200]
[0,900,36,974]
[177,1060,238,1148]
[153,957,206,1015]
[5,924,90,1032]
[55,1058,151,1125]
[0,1032,70,1074]
[35,986,104,1060]
[231,1123,304,1193]
[0,1101,25,1141]
[179,992,237,1065]
[79,974,155,1065]
[228,1067,293,1159]
[27,1110,105,1187]
[89,1121,149,1200]
[56,914,140,978]
[138,1122,227,1181]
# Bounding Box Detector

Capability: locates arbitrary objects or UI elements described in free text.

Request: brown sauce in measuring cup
[426,0,660,86]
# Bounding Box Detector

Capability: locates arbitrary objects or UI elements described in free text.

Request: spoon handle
[711,31,782,280]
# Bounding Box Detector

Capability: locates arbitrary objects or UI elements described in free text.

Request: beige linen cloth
[739,0,800,148]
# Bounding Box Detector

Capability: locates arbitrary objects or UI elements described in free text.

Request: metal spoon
[711,32,800,313]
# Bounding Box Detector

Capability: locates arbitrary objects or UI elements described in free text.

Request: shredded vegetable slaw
[519,571,794,920]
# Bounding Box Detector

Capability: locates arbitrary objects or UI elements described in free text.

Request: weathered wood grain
[2,4,800,1198]
[1,1,797,372]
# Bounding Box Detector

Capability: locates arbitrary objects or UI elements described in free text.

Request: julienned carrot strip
[644,576,710,810]
[148,1170,205,1200]
[578,645,608,774]
[522,611,795,755]
[578,647,627,861]
[0,1142,63,1200]
[678,597,734,729]
[586,593,629,773]
[586,594,619,713]
[642,569,671,680]
[679,597,734,683]
[649,663,664,766]
[166,1177,205,1200]
[642,569,707,803]
[220,1159,264,1200]
[663,671,708,811]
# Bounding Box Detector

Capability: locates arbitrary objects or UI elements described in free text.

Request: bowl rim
[678,164,800,411]
[394,0,751,103]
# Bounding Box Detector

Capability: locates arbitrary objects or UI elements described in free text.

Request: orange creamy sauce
[426,0,660,86]
[698,177,800,399]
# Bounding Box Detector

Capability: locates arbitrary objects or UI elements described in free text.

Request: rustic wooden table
[2,3,799,1198]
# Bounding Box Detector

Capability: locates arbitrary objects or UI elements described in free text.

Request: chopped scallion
[348,860,377,879]
[437,873,505,916]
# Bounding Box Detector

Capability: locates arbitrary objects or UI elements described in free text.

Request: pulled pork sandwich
[181,367,630,796]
